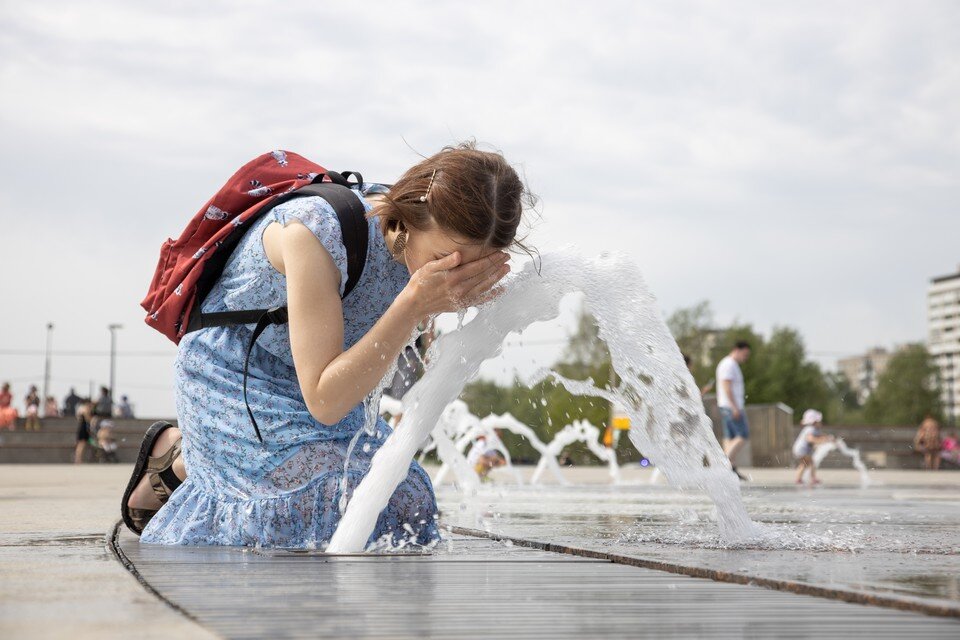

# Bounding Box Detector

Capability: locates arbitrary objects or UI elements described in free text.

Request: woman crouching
[122,143,530,548]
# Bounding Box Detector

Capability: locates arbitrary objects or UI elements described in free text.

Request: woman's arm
[276,221,508,424]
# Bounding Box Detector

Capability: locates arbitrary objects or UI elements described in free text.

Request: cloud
[1,1,957,415]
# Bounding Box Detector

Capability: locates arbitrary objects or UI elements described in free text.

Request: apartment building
[928,266,960,424]
[838,347,894,405]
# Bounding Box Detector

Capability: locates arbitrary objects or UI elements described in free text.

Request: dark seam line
[448,525,960,620]
[106,520,217,634]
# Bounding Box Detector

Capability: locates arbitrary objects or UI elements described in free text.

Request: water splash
[426,407,619,487]
[327,251,759,553]
[339,330,421,514]
[617,521,870,552]
[528,420,620,485]
[812,438,871,487]
[429,402,525,487]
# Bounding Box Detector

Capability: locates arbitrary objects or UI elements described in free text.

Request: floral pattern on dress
[141,184,441,549]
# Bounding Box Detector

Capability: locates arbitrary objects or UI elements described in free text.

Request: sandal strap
[148,468,183,503]
[146,437,183,503]
[145,437,182,474]
[149,471,172,503]
[158,466,183,493]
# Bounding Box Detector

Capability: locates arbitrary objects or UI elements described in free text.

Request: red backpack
[141,150,371,441]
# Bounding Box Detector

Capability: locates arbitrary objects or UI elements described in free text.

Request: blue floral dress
[141,184,442,548]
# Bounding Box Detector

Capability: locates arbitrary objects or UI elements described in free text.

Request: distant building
[928,266,960,425]
[691,329,722,369]
[838,347,894,404]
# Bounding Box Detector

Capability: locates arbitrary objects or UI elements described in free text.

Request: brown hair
[376,141,536,254]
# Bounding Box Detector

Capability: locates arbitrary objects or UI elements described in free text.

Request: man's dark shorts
[720,407,749,439]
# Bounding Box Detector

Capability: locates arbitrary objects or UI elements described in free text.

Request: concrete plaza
[1,464,957,639]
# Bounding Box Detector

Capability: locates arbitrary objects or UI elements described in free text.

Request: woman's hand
[401,250,511,318]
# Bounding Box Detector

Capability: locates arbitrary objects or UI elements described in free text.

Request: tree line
[667,301,943,427]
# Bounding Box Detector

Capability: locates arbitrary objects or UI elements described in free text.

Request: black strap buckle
[263,306,288,325]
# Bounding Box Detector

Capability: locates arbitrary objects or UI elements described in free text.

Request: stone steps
[0,418,176,463]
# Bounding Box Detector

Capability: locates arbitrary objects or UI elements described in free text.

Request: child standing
[793,409,834,485]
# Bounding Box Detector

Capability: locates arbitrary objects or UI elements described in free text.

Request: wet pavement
[438,478,960,615]
[115,523,960,638]
[3,464,958,638]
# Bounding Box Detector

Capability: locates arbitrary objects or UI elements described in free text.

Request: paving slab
[115,525,959,639]
[0,465,214,640]
[438,480,960,617]
[3,464,959,639]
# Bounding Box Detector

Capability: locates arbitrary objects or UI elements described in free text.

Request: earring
[392,227,407,258]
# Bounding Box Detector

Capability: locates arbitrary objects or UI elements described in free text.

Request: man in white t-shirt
[716,341,752,480]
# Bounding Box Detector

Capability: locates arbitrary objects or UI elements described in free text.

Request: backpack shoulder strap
[191,175,371,443]
[292,180,369,298]
[190,177,370,333]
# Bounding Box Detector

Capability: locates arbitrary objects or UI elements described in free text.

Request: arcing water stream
[327,252,760,553]
[812,438,871,487]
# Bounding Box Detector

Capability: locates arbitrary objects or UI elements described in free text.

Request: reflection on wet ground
[438,481,960,608]
[115,525,960,638]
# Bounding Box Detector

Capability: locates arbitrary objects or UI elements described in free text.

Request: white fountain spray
[327,252,759,553]
[811,438,871,487]
[430,403,527,487]
[528,420,620,485]
[421,408,618,487]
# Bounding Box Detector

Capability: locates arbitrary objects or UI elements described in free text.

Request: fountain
[378,395,403,425]
[428,403,527,486]
[529,420,620,485]
[327,251,758,553]
[413,401,619,487]
[478,413,562,484]
[811,438,871,487]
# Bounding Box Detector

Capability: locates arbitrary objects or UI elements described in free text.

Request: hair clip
[419,169,437,202]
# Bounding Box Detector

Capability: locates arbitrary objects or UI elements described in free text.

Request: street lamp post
[108,324,123,408]
[42,322,54,405]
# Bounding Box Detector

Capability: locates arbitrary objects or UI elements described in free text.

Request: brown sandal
[121,421,183,535]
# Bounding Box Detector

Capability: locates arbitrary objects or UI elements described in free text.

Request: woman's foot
[126,426,186,511]
[121,422,188,535]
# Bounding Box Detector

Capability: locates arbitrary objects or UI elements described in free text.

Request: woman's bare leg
[74,441,86,464]
[126,427,187,510]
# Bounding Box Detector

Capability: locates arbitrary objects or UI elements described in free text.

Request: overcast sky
[1,1,958,417]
